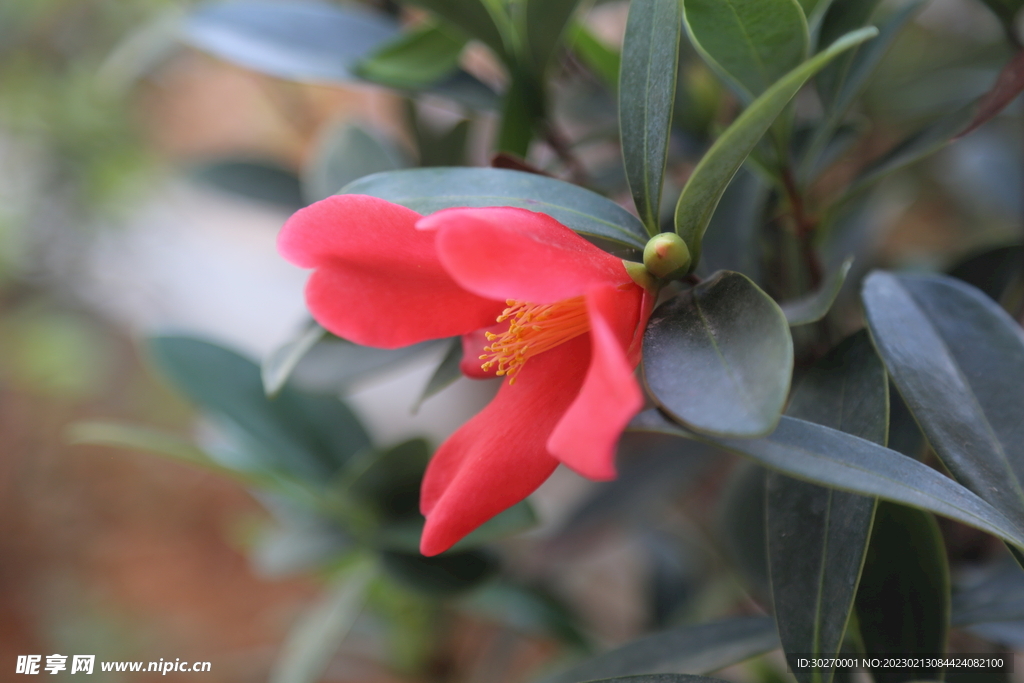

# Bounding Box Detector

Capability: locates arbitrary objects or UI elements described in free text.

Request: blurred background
[2,0,1024,681]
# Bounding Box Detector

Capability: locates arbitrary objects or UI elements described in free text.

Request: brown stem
[780,165,823,289]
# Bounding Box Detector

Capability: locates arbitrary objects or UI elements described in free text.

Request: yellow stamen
[480,296,589,384]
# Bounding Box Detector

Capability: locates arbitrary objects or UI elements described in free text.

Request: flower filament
[480,297,589,384]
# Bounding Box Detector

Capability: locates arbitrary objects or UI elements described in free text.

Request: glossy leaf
[303,124,410,204]
[768,331,886,683]
[148,336,371,481]
[541,617,778,683]
[862,272,1024,542]
[356,21,467,90]
[182,0,398,84]
[404,0,508,59]
[524,0,583,72]
[262,322,327,397]
[620,0,683,233]
[855,502,949,683]
[684,0,808,99]
[630,410,1024,551]
[413,338,463,412]
[643,271,793,437]
[192,159,305,209]
[673,27,877,267]
[780,256,853,326]
[342,167,649,249]
[269,561,373,683]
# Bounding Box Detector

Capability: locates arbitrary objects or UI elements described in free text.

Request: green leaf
[497,73,541,156]
[949,243,1024,304]
[642,271,793,437]
[855,502,949,683]
[148,336,371,481]
[262,322,327,397]
[780,255,853,326]
[303,124,410,203]
[342,167,649,249]
[356,20,467,90]
[977,0,1024,36]
[68,420,224,472]
[696,168,768,284]
[569,23,621,91]
[718,463,771,602]
[630,410,1024,551]
[182,1,398,84]
[767,331,886,683]
[269,560,374,683]
[862,272,1024,547]
[191,159,305,209]
[380,548,499,595]
[683,0,809,99]
[540,617,778,683]
[951,559,1024,626]
[620,0,683,233]
[404,0,509,60]
[413,338,463,412]
[815,0,882,103]
[524,0,583,72]
[673,27,877,268]
[286,337,440,394]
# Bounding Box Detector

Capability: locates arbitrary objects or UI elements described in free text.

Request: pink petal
[279,195,504,348]
[420,207,631,304]
[547,284,645,480]
[419,335,591,555]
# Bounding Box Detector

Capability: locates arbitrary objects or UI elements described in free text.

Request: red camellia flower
[279,195,655,555]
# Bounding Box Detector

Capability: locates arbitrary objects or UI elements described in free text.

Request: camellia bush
[74,0,1024,681]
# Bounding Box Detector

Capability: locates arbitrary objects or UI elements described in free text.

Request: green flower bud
[643,233,691,280]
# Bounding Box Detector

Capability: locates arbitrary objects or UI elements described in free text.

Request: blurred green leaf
[413,338,463,412]
[717,462,771,602]
[404,0,509,60]
[815,0,882,102]
[696,168,768,284]
[630,410,1024,551]
[977,0,1024,37]
[269,560,374,683]
[949,244,1024,303]
[262,322,327,397]
[951,559,1024,626]
[524,0,583,72]
[780,255,853,326]
[497,71,543,156]
[855,502,949,683]
[620,0,683,234]
[462,582,591,649]
[148,336,371,481]
[768,331,886,683]
[569,23,621,91]
[342,167,648,249]
[69,420,222,471]
[540,617,778,683]
[356,20,467,90]
[862,272,1024,556]
[303,123,410,203]
[673,27,877,267]
[642,271,793,437]
[191,159,305,209]
[412,116,471,168]
[339,439,431,525]
[287,336,439,394]
[684,0,808,99]
[381,548,498,596]
[182,0,398,84]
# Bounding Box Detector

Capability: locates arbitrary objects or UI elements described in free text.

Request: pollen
[480,296,589,384]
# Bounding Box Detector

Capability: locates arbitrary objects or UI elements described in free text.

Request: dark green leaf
[408,107,472,168]
[978,0,1024,36]
[340,439,431,525]
[862,272,1024,545]
[381,548,498,595]
[462,582,591,649]
[342,167,648,248]
[524,0,583,72]
[673,27,877,267]
[768,331,886,683]
[952,559,1024,626]
[815,0,882,103]
[642,271,793,437]
[780,256,853,326]
[413,338,463,412]
[696,169,768,284]
[630,410,1024,551]
[950,243,1024,303]
[684,0,808,99]
[148,336,371,481]
[581,678,729,683]
[182,1,398,83]
[718,463,770,602]
[303,124,410,203]
[620,0,683,233]
[262,322,327,397]
[497,72,543,156]
[540,617,778,683]
[356,20,466,90]
[404,0,509,60]
[569,23,621,91]
[855,502,949,683]
[191,159,305,209]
